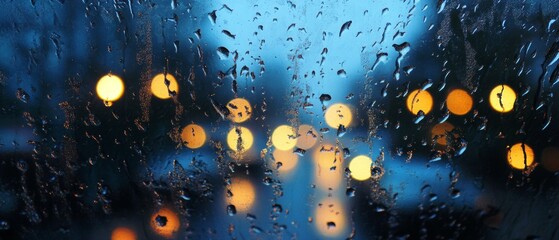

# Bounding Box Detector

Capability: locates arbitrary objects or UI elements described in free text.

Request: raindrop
[449,189,461,199]
[346,187,356,197]
[421,79,433,90]
[217,47,230,60]
[428,193,438,202]
[293,148,306,156]
[222,30,236,39]
[272,204,283,213]
[548,19,557,32]
[337,125,347,137]
[155,215,168,227]
[208,10,217,24]
[343,148,350,158]
[414,110,425,124]
[371,166,384,180]
[371,52,388,72]
[250,226,263,234]
[339,20,352,37]
[319,94,332,103]
[454,139,468,156]
[437,0,447,14]
[246,213,256,221]
[16,88,30,103]
[337,69,347,78]
[227,205,237,216]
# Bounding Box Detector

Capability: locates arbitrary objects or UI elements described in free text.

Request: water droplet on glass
[339,20,352,37]
[337,69,347,78]
[208,10,217,24]
[346,187,356,197]
[227,204,237,216]
[217,47,230,60]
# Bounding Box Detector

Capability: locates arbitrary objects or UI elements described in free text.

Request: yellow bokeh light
[180,124,206,149]
[296,124,318,150]
[349,155,372,181]
[272,149,298,173]
[406,89,433,115]
[111,227,137,240]
[150,208,180,238]
[431,122,455,146]
[227,98,252,123]
[541,147,559,172]
[507,143,534,170]
[446,89,473,115]
[151,73,179,99]
[314,198,347,237]
[227,177,256,212]
[313,144,343,190]
[227,126,254,153]
[489,84,516,113]
[96,74,125,103]
[272,125,297,150]
[324,103,353,128]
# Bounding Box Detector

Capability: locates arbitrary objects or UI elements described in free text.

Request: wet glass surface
[1,0,559,239]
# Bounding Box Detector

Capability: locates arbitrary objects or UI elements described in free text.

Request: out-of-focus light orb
[313,144,343,190]
[314,198,347,237]
[272,125,297,150]
[324,103,352,128]
[111,227,137,240]
[180,124,206,149]
[489,84,516,113]
[151,73,179,99]
[227,126,254,152]
[541,147,559,172]
[228,177,256,212]
[349,155,372,181]
[296,124,318,150]
[507,143,534,170]
[227,98,252,123]
[272,149,298,173]
[96,74,124,104]
[406,89,433,115]
[431,122,455,146]
[446,89,473,115]
[150,208,180,238]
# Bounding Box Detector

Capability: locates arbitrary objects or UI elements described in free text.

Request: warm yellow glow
[180,124,206,149]
[111,227,137,240]
[96,74,124,103]
[227,98,252,123]
[446,89,473,115]
[349,155,372,181]
[296,124,318,150]
[271,125,297,150]
[272,149,298,172]
[313,144,343,190]
[541,147,559,172]
[150,208,180,238]
[314,198,347,237]
[228,177,256,212]
[227,126,254,152]
[406,89,433,115]
[489,85,516,113]
[431,122,455,146]
[507,143,534,170]
[324,103,353,128]
[151,73,179,99]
